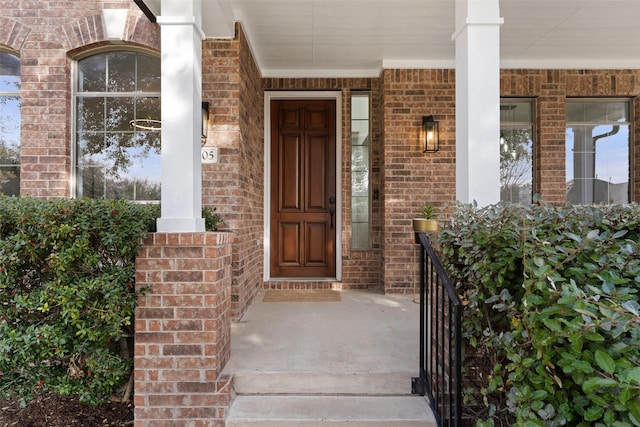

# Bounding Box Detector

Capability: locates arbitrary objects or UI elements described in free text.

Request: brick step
[225,395,436,427]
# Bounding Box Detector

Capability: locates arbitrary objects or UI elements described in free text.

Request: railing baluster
[412,233,463,427]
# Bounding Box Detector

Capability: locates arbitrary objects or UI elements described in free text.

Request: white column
[453,0,503,206]
[156,0,205,232]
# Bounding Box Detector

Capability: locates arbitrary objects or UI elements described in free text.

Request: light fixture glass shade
[422,115,439,153]
[202,101,210,142]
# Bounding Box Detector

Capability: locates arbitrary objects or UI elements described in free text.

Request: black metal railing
[411,232,463,427]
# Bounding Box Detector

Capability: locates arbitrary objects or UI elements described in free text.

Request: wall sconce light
[202,101,210,146]
[422,115,439,153]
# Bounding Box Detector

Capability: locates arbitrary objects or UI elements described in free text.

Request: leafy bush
[437,203,640,426]
[0,197,158,405]
[202,205,224,231]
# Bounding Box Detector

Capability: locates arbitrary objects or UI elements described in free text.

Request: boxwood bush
[0,197,223,405]
[437,202,640,427]
[0,197,160,405]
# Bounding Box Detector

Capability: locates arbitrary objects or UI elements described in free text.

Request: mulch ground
[0,393,133,427]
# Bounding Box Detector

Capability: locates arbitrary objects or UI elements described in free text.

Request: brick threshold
[263,279,371,291]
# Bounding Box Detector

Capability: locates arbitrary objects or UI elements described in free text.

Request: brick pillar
[134,232,233,427]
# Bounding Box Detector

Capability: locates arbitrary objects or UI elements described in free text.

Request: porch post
[156,0,205,232]
[453,0,503,206]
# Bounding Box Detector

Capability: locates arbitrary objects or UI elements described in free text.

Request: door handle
[329,196,336,205]
[329,207,335,230]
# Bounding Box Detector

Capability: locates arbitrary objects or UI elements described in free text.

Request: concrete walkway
[223,289,436,426]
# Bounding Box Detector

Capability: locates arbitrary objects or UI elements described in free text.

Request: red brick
[160,369,201,382]
[147,394,188,407]
[162,345,203,356]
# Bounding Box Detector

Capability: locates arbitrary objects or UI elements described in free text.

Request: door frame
[264,91,342,281]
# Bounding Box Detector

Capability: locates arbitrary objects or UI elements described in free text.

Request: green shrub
[437,202,640,426]
[202,205,223,231]
[0,197,158,405]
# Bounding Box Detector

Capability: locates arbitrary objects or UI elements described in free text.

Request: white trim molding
[263,91,343,282]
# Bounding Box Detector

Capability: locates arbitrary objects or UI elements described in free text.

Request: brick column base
[134,232,233,427]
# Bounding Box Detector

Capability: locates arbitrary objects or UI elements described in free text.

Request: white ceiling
[140,0,640,77]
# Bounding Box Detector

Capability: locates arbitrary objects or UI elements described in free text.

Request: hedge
[0,197,221,405]
[437,203,640,427]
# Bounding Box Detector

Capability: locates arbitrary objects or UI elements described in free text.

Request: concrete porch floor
[223,289,420,388]
[222,289,436,426]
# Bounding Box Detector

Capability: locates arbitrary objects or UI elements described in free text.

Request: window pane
[136,96,160,121]
[106,97,134,131]
[0,97,21,163]
[351,96,369,120]
[566,103,584,122]
[352,196,369,222]
[500,127,533,204]
[500,99,534,204]
[351,223,370,250]
[107,52,136,92]
[606,102,628,122]
[584,103,606,122]
[567,101,629,123]
[76,97,105,132]
[0,166,20,195]
[0,98,20,195]
[352,171,369,197]
[0,52,20,91]
[104,133,135,175]
[566,123,629,205]
[500,101,532,123]
[0,52,20,196]
[78,55,106,92]
[79,166,106,199]
[351,145,369,171]
[137,56,161,92]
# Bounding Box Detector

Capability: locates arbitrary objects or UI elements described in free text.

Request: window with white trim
[566,100,630,205]
[0,52,20,196]
[500,99,534,204]
[75,51,161,201]
[351,93,371,249]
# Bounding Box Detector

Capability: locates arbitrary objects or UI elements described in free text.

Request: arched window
[0,51,20,196]
[75,51,160,201]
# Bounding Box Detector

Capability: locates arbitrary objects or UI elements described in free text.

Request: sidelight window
[351,93,371,250]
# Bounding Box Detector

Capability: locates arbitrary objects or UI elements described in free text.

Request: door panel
[279,222,301,265]
[280,134,302,210]
[306,134,328,210]
[306,222,328,265]
[270,99,336,278]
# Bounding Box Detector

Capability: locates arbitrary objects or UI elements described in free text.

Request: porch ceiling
[138,0,640,77]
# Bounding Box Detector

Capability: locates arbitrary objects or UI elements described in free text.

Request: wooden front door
[270,99,336,278]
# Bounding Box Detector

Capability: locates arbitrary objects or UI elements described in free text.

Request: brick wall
[500,69,640,204]
[263,78,385,290]
[380,68,640,292]
[0,1,157,198]
[134,232,233,427]
[381,69,457,293]
[202,24,265,320]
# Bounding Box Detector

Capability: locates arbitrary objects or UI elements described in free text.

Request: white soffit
[137,0,640,77]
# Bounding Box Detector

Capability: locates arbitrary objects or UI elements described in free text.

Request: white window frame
[71,49,161,201]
